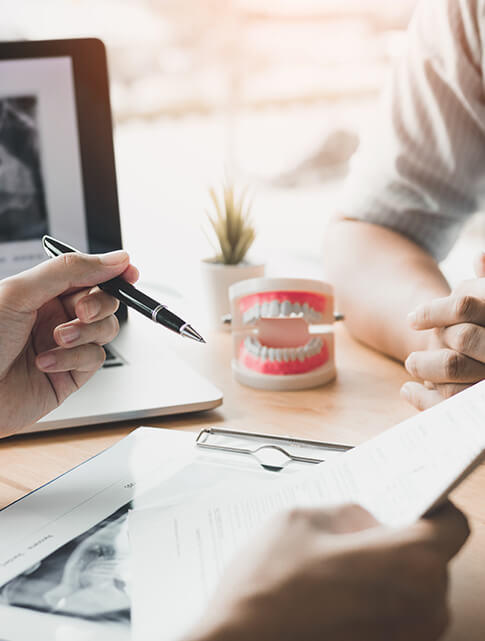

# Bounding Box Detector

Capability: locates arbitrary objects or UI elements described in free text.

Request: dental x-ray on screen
[0,55,88,279]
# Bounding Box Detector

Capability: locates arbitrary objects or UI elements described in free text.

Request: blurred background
[0,0,479,292]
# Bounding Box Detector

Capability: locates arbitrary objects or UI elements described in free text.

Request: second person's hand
[402,252,485,410]
[185,502,469,641]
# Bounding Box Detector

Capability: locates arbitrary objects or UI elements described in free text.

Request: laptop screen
[0,55,89,280]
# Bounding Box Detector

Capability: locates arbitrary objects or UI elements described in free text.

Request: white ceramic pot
[201,259,265,330]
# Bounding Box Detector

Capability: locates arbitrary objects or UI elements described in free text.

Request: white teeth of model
[243,305,258,324]
[275,348,283,362]
[250,336,261,356]
[260,345,268,360]
[306,339,317,357]
[282,348,289,362]
[296,347,305,362]
[268,347,275,361]
[307,337,322,356]
[281,301,292,317]
[289,348,296,361]
[292,303,302,316]
[308,310,321,324]
[248,304,259,322]
[244,336,256,355]
[261,301,270,317]
[269,300,280,317]
[302,304,313,323]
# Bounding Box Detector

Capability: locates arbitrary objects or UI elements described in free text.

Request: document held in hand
[130,381,485,641]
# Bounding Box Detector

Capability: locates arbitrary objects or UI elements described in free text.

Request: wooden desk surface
[0,325,483,640]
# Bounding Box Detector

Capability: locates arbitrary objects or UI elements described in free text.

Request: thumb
[473,251,485,278]
[404,502,470,562]
[0,251,130,313]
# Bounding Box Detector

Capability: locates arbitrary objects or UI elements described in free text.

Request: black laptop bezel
[0,37,127,320]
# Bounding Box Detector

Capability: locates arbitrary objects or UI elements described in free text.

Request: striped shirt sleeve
[339,0,485,261]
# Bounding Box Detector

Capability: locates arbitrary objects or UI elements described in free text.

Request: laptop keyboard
[103,345,124,368]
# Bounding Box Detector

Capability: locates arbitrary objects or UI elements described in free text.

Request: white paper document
[0,426,294,641]
[130,381,485,641]
[0,428,197,641]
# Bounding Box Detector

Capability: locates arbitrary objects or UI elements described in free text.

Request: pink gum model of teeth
[229,279,336,390]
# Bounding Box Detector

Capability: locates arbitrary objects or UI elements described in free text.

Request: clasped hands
[402,253,485,410]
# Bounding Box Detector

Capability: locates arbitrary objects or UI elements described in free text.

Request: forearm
[323,219,451,362]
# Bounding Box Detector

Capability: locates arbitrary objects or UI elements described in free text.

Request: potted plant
[201,182,264,329]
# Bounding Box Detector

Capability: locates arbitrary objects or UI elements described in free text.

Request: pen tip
[181,324,206,343]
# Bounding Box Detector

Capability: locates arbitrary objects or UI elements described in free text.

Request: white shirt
[341,0,485,261]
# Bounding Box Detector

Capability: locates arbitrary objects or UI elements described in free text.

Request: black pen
[42,235,206,343]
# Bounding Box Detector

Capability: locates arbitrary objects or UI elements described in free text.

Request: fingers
[62,288,120,323]
[0,250,134,313]
[37,308,120,373]
[441,323,485,362]
[401,380,469,410]
[121,263,139,284]
[62,263,139,321]
[26,255,128,378]
[317,504,380,534]
[400,382,443,410]
[431,382,469,398]
[405,349,485,384]
[409,292,485,330]
[53,315,119,348]
[36,343,107,373]
[285,504,380,535]
[473,251,485,278]
[409,502,470,562]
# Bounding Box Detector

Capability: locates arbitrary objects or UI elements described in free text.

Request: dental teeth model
[229,277,337,391]
[242,301,323,325]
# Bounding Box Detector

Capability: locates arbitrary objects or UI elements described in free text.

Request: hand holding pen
[0,246,138,434]
[42,236,205,342]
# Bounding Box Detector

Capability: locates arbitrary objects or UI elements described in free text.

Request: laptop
[0,38,222,433]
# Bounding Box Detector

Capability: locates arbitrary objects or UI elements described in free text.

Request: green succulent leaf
[205,182,256,265]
